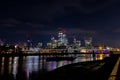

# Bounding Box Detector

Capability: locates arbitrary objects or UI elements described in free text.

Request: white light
[15,45,17,48]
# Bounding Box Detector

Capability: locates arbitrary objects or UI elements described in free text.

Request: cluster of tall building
[0,30,95,53]
[46,30,92,49]
[47,31,68,48]
[0,30,93,50]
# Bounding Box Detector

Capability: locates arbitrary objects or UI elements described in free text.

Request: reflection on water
[46,60,71,71]
[12,57,18,79]
[0,54,109,80]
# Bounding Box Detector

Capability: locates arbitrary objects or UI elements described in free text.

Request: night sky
[0,0,120,47]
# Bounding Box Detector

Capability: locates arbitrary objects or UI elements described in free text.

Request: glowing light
[99,46,103,50]
[116,48,120,51]
[80,49,87,53]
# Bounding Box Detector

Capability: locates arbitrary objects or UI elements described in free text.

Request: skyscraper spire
[26,33,32,49]
[73,36,77,44]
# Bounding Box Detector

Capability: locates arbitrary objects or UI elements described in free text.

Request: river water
[0,53,109,80]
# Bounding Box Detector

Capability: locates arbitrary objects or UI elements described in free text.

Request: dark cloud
[0,0,120,46]
[0,18,21,24]
[15,0,120,20]
[113,28,120,33]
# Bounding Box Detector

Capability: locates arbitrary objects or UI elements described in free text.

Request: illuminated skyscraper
[48,30,69,48]
[84,37,92,47]
[27,39,32,49]
[37,42,42,48]
[73,36,77,44]
[26,33,32,49]
[73,37,81,48]
[58,31,68,47]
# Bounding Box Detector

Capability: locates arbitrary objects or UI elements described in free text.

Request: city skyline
[0,0,120,47]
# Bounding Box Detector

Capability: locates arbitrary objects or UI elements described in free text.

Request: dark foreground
[42,54,119,80]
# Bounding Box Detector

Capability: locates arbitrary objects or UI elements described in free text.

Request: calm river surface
[0,53,109,80]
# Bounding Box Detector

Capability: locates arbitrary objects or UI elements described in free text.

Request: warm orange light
[99,46,103,50]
